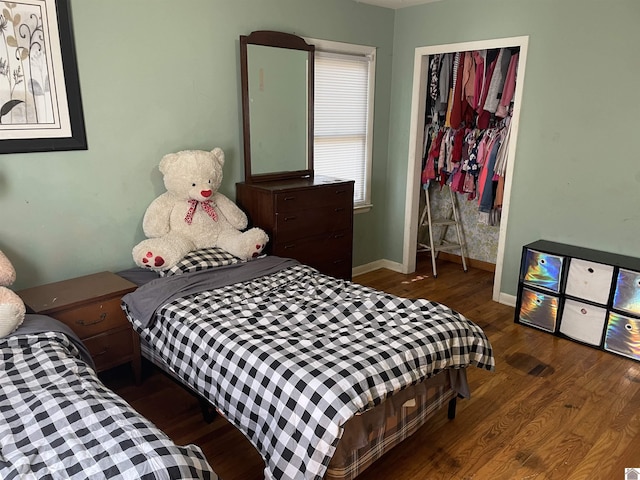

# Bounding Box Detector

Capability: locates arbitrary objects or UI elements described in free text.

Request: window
[310,39,375,211]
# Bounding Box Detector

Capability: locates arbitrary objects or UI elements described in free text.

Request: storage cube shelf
[515,240,640,362]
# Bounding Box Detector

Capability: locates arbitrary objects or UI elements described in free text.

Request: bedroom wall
[386,0,640,297]
[1,0,394,289]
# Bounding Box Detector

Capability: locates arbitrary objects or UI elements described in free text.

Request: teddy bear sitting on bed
[132,148,268,271]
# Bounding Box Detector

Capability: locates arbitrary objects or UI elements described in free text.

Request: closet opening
[401,36,529,305]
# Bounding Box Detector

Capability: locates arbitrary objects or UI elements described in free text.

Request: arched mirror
[240,31,314,183]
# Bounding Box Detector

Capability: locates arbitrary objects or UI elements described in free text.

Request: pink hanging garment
[496,53,519,118]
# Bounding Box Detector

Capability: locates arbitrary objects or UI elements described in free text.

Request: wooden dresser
[18,272,141,381]
[236,175,354,280]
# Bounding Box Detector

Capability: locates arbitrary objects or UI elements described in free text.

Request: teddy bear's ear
[211,147,225,167]
[159,153,179,175]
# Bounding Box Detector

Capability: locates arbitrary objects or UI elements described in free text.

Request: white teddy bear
[0,250,26,338]
[132,148,268,271]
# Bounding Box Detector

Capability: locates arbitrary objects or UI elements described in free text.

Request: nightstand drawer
[84,327,134,372]
[54,297,129,339]
[274,184,352,213]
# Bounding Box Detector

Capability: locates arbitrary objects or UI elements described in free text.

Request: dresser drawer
[54,297,129,340]
[275,205,351,238]
[84,327,135,372]
[274,229,352,265]
[274,184,352,213]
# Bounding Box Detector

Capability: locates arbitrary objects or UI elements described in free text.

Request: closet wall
[418,46,521,266]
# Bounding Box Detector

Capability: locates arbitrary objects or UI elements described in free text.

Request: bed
[120,250,495,480]
[0,314,218,480]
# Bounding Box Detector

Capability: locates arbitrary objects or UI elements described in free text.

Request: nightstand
[18,271,141,382]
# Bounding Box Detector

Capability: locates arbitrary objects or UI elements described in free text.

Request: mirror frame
[240,30,315,183]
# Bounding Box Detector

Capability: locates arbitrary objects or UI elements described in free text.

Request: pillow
[159,247,242,277]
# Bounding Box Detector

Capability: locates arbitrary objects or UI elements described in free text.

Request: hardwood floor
[104,257,640,480]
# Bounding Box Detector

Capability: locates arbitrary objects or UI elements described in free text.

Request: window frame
[306,37,376,213]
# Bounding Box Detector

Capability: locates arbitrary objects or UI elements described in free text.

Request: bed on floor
[0,314,218,480]
[120,249,495,480]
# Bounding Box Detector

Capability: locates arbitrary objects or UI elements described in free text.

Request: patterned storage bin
[604,312,640,361]
[518,287,559,333]
[613,269,640,317]
[522,249,564,293]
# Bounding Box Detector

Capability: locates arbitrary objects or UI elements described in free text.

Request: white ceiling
[352,0,442,9]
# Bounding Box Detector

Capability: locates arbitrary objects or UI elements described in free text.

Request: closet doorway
[401,36,529,305]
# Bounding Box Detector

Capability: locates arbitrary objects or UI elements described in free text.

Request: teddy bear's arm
[142,193,175,238]
[215,193,248,230]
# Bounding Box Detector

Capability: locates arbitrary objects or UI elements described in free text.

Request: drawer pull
[284,216,297,222]
[335,190,347,195]
[283,244,296,250]
[283,196,296,201]
[333,259,346,264]
[93,348,109,357]
[333,233,345,239]
[76,312,107,327]
[334,207,345,213]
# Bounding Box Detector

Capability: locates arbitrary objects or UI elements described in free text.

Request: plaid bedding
[0,329,217,480]
[124,263,494,480]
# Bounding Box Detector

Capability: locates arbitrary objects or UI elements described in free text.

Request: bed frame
[140,342,463,480]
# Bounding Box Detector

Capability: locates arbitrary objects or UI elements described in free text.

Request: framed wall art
[0,0,86,154]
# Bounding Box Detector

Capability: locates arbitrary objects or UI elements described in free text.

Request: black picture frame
[0,0,86,154]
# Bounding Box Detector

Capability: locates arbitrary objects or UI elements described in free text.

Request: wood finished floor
[104,257,640,480]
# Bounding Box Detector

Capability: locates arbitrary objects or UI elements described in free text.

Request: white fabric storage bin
[559,299,607,346]
[564,258,613,305]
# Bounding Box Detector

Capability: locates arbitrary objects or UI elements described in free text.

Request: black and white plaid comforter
[125,262,494,480]
[0,328,217,480]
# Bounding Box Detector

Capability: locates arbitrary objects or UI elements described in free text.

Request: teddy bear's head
[0,250,26,338]
[159,148,225,202]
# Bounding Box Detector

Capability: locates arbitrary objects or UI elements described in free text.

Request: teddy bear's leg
[0,287,26,337]
[217,228,268,261]
[132,234,195,270]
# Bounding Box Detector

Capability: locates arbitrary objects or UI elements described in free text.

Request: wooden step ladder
[417,183,468,278]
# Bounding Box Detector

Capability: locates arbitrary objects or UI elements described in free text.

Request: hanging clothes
[496,53,519,118]
[422,46,520,227]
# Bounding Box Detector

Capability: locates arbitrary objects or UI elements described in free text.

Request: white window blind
[314,49,373,208]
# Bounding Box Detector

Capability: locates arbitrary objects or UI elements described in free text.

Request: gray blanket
[10,314,95,369]
[121,256,300,327]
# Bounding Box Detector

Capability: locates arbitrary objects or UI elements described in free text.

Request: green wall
[388,0,640,297]
[4,0,638,299]
[1,0,393,289]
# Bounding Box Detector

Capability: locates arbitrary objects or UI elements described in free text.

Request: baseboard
[435,252,496,273]
[352,259,405,277]
[353,254,494,277]
[354,255,517,307]
[498,292,517,307]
